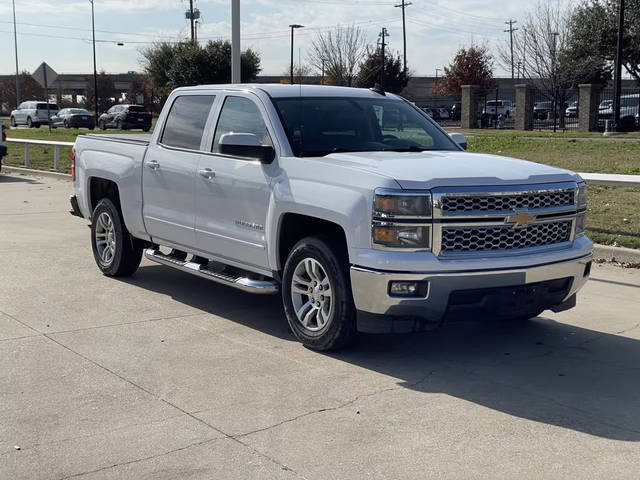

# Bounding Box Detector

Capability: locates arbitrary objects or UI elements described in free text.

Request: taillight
[125,110,130,115]
[1,124,6,142]
[34,109,39,116]
[71,148,76,181]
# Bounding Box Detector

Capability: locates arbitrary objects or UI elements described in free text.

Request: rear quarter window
[160,95,215,150]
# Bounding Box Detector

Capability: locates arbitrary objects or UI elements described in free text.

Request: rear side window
[161,95,215,150]
[128,106,146,112]
[37,103,58,110]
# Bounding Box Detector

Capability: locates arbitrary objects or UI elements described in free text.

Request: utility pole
[90,0,98,124]
[504,19,518,80]
[435,68,441,80]
[613,0,625,131]
[12,0,20,108]
[394,1,412,75]
[195,20,199,43]
[551,31,559,133]
[189,0,195,43]
[231,0,240,83]
[289,24,304,85]
[378,27,388,90]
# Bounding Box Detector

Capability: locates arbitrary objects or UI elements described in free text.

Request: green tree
[433,44,496,96]
[567,0,639,84]
[355,48,410,94]
[141,40,262,92]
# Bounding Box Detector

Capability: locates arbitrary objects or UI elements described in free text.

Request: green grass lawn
[2,124,639,249]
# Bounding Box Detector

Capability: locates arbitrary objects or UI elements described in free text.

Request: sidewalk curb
[1,165,71,180]
[593,244,640,266]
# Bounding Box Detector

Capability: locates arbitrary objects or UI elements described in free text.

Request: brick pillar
[578,84,600,132]
[515,84,533,130]
[461,85,479,129]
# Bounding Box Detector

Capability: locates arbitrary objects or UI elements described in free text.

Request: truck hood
[316,151,581,189]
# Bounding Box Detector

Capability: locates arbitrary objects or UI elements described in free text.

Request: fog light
[388,281,428,297]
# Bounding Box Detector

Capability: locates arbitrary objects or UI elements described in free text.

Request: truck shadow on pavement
[127,264,640,442]
[0,174,41,184]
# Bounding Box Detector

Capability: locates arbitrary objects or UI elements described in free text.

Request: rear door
[194,93,278,271]
[142,93,216,249]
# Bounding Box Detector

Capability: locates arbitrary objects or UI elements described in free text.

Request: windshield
[271,96,459,157]
[487,101,502,107]
[535,102,552,109]
[37,103,59,110]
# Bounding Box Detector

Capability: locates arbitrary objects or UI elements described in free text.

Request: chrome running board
[144,248,278,295]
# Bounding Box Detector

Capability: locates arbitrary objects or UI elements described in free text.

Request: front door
[194,94,277,271]
[142,94,216,249]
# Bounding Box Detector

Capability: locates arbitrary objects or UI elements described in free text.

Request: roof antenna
[370,83,386,95]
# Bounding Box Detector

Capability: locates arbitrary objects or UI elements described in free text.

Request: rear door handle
[199,168,215,179]
[146,160,160,170]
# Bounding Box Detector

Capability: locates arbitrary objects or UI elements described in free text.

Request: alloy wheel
[290,258,333,332]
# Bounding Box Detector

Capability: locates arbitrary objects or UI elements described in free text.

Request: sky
[0,0,531,78]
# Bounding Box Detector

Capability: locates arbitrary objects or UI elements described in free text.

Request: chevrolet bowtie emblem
[505,211,536,228]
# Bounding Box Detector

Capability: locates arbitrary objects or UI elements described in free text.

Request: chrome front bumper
[350,253,592,322]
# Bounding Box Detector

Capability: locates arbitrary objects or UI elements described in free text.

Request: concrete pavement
[1,170,640,479]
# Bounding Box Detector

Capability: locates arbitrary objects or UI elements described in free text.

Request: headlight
[577,183,587,208]
[372,190,432,250]
[374,192,432,218]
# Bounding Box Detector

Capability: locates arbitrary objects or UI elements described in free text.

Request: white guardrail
[2,138,640,187]
[5,138,75,171]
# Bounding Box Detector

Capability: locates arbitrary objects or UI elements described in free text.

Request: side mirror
[218,133,275,163]
[449,132,467,150]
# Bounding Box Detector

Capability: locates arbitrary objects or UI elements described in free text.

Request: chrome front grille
[441,221,572,253]
[441,190,574,213]
[432,183,580,257]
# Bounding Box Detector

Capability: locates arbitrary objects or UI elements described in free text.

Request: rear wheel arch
[89,177,121,215]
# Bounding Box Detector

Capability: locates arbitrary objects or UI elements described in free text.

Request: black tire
[34,123,41,128]
[89,126,95,130]
[282,235,356,351]
[64,120,69,128]
[10,116,16,127]
[620,116,635,132]
[90,198,142,277]
[27,117,33,128]
[116,119,123,130]
[99,120,106,130]
[142,126,151,132]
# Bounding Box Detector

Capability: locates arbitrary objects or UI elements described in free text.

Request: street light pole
[12,0,20,108]
[289,24,303,85]
[90,0,99,124]
[613,0,625,132]
[231,0,240,83]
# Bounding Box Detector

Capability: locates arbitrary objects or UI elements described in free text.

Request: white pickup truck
[70,84,592,350]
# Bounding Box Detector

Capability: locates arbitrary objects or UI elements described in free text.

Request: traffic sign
[32,62,58,88]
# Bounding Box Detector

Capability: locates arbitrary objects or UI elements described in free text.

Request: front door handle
[146,160,160,170]
[199,168,215,179]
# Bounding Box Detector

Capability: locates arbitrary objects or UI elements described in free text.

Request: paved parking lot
[2,170,640,479]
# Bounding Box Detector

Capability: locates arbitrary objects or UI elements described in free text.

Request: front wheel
[91,198,142,277]
[282,236,356,351]
[99,120,106,130]
[10,117,16,127]
[27,117,33,128]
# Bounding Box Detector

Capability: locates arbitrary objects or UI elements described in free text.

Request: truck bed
[84,133,151,146]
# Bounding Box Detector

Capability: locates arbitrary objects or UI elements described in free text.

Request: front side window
[161,95,215,150]
[272,96,458,157]
[212,96,272,152]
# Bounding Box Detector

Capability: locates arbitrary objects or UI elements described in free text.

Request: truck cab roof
[173,83,396,99]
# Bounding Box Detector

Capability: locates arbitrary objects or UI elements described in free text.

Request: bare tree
[498,1,589,127]
[308,25,368,86]
[281,62,314,84]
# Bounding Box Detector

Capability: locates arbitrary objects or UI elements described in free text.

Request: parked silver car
[10,101,59,128]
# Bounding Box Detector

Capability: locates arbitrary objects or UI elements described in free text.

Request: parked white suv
[484,100,516,118]
[70,84,592,350]
[10,101,59,128]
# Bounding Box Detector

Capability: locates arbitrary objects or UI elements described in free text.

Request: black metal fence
[598,88,640,131]
[531,88,579,132]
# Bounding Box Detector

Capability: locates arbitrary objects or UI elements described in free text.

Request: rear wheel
[10,117,16,127]
[99,120,106,130]
[64,120,69,128]
[282,236,356,351]
[91,198,142,277]
[27,117,33,128]
[116,119,123,130]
